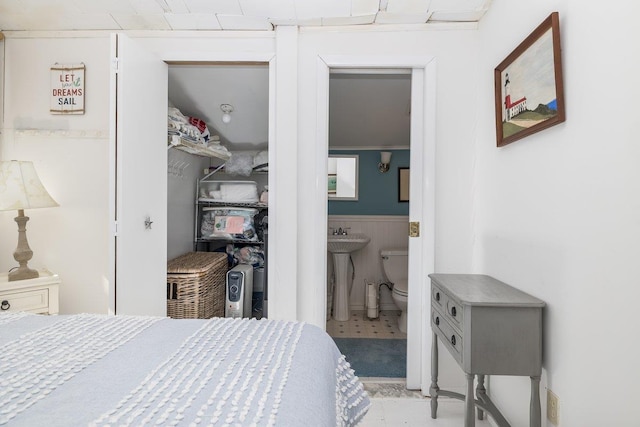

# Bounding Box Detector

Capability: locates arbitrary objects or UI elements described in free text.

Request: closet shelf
[196,238,264,245]
[168,135,231,161]
[198,199,268,209]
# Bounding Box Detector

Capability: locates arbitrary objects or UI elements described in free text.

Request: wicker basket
[166,252,228,319]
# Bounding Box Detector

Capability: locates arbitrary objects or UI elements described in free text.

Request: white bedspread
[0,313,370,426]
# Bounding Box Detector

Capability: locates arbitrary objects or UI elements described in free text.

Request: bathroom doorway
[314,54,436,391]
[325,70,411,379]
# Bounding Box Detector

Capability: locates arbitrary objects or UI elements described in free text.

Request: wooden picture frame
[494,12,565,147]
[398,168,409,202]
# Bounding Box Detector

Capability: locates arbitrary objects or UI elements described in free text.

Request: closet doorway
[109,34,277,319]
[166,63,270,318]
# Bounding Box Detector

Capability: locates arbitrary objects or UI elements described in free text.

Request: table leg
[476,374,486,420]
[530,376,541,427]
[430,331,439,419]
[465,373,475,427]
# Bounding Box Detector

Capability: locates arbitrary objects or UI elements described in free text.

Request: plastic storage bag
[201,207,258,241]
[225,153,254,176]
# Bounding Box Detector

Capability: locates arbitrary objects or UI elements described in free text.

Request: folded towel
[220,183,258,202]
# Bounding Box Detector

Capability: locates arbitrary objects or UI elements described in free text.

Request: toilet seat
[392,280,408,295]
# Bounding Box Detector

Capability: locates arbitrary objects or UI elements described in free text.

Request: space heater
[225,264,254,318]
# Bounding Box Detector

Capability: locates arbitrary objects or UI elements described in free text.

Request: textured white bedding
[0,313,369,426]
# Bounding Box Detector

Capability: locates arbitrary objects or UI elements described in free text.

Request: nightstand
[0,269,61,314]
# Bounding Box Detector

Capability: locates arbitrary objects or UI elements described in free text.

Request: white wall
[474,0,640,425]
[167,148,209,260]
[0,35,111,314]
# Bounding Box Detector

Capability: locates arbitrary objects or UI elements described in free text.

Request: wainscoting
[328,215,409,312]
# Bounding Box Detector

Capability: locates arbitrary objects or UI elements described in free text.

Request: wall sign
[50,63,85,114]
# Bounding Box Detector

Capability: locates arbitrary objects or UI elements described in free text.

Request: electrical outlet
[547,389,559,425]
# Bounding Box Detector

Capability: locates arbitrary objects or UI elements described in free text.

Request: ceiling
[1,0,491,150]
[168,64,270,150]
[329,73,411,149]
[168,65,412,150]
[0,0,491,31]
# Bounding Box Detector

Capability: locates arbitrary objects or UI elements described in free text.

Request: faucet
[330,227,349,235]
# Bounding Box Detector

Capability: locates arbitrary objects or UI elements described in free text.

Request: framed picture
[398,168,410,202]
[494,12,565,147]
[327,174,337,195]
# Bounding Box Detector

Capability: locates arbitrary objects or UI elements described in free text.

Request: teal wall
[328,149,410,216]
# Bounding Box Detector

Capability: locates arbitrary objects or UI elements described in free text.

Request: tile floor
[326,310,407,339]
[359,380,492,427]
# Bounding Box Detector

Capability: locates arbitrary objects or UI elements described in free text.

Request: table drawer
[432,284,464,332]
[431,284,445,310]
[0,288,49,314]
[431,305,463,363]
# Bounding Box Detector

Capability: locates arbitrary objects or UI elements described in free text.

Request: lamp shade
[0,161,58,211]
[380,151,392,164]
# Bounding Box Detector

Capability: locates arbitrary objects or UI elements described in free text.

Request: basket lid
[167,252,227,273]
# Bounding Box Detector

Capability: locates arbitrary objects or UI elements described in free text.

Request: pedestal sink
[328,233,370,321]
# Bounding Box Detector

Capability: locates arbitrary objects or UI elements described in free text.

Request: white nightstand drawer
[0,270,60,315]
[0,288,49,314]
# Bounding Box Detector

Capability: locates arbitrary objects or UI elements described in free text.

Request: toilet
[380,248,408,333]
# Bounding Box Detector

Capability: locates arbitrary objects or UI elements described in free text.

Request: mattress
[0,313,370,426]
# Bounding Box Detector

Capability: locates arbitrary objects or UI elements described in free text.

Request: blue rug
[333,338,406,378]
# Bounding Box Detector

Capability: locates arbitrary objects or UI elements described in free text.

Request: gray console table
[428,274,545,427]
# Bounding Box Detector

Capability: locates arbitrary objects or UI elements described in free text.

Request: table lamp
[0,161,59,281]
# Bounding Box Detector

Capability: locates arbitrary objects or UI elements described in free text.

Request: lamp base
[9,209,39,282]
[9,267,39,282]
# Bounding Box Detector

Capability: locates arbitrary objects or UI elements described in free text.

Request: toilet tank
[380,248,408,283]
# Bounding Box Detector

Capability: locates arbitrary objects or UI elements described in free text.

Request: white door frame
[315,54,436,391]
[109,32,298,321]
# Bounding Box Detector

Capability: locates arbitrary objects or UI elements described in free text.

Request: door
[109,34,168,316]
[406,67,429,388]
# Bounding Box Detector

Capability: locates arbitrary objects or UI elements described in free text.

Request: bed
[0,313,370,426]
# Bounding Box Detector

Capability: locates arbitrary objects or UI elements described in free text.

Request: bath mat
[333,338,407,378]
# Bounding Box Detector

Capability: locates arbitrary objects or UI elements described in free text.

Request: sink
[327,233,370,321]
[327,234,371,253]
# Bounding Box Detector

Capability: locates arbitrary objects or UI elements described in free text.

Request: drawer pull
[451,335,456,346]
[435,316,440,326]
[1,300,9,311]
[450,306,457,317]
[435,292,440,302]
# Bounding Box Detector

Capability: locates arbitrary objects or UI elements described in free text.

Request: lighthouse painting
[494,12,565,147]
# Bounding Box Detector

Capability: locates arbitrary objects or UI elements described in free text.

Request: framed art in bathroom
[398,168,409,202]
[494,12,565,147]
